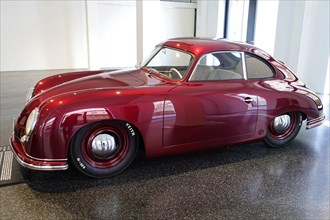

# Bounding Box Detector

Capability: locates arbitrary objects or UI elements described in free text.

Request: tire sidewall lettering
[125,122,135,136]
[76,157,86,170]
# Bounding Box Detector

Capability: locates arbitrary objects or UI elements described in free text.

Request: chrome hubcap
[91,134,118,158]
[273,114,291,134]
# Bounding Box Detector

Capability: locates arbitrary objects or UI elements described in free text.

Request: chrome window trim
[244,52,276,79]
[188,62,199,82]
[188,51,246,82]
[143,46,195,81]
[242,52,248,80]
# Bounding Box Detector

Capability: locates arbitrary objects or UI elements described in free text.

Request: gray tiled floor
[0,70,329,219]
[0,69,81,146]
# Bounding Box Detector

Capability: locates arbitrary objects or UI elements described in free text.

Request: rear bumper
[306,114,326,129]
[9,133,68,171]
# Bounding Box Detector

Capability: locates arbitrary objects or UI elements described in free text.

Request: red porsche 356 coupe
[10,38,325,178]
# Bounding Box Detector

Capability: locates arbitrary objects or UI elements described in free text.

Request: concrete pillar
[273,1,305,73]
[196,0,224,38]
[296,1,329,94]
[85,0,100,70]
[136,0,161,64]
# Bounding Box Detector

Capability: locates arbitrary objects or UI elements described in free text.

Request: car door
[163,51,258,148]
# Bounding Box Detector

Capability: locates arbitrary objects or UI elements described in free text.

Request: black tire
[70,120,138,178]
[265,112,303,148]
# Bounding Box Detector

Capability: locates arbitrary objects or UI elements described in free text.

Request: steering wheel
[170,68,183,79]
[149,68,159,74]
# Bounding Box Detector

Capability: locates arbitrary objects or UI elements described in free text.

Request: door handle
[244,97,254,104]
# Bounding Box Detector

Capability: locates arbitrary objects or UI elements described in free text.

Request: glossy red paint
[10,38,325,174]
[33,70,109,96]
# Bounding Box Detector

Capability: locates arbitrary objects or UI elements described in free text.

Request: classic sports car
[10,38,325,178]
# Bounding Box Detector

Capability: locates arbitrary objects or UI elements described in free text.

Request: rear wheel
[70,120,138,178]
[265,112,303,148]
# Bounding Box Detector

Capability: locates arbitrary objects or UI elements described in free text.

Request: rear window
[245,54,274,79]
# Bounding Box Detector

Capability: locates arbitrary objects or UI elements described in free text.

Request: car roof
[161,37,260,56]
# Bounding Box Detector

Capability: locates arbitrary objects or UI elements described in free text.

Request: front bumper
[9,133,68,171]
[306,114,326,129]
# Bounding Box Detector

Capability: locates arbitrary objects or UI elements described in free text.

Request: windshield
[143,47,193,80]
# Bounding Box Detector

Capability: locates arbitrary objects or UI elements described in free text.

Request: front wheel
[70,120,138,178]
[265,112,303,148]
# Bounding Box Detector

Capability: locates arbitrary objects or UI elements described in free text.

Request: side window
[245,54,274,79]
[190,52,244,81]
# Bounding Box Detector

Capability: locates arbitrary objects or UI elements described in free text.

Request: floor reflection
[16,121,328,219]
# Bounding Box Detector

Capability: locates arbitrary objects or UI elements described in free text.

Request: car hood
[33,69,157,102]
[56,68,148,88]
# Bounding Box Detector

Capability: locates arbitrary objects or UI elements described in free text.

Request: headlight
[25,108,39,136]
[306,93,323,110]
[26,87,35,102]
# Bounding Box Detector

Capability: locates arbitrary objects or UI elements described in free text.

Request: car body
[10,38,325,178]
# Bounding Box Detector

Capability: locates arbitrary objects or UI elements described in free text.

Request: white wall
[296,1,329,94]
[159,2,195,43]
[0,0,196,71]
[196,0,226,38]
[196,0,329,94]
[226,0,249,42]
[254,0,279,56]
[138,1,195,64]
[274,1,306,73]
[3,0,327,94]
[98,1,137,68]
[0,1,88,71]
[274,0,329,94]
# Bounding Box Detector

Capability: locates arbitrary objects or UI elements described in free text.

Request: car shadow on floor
[25,140,308,193]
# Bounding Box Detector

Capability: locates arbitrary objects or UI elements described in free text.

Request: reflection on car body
[10,38,325,178]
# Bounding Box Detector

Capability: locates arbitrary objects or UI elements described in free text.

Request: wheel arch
[68,118,143,177]
[256,106,307,139]
[265,111,303,147]
[67,119,145,160]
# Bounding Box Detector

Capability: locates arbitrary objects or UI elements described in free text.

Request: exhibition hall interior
[0,0,329,219]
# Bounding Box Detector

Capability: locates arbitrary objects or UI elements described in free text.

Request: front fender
[30,107,113,160]
[26,87,169,160]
